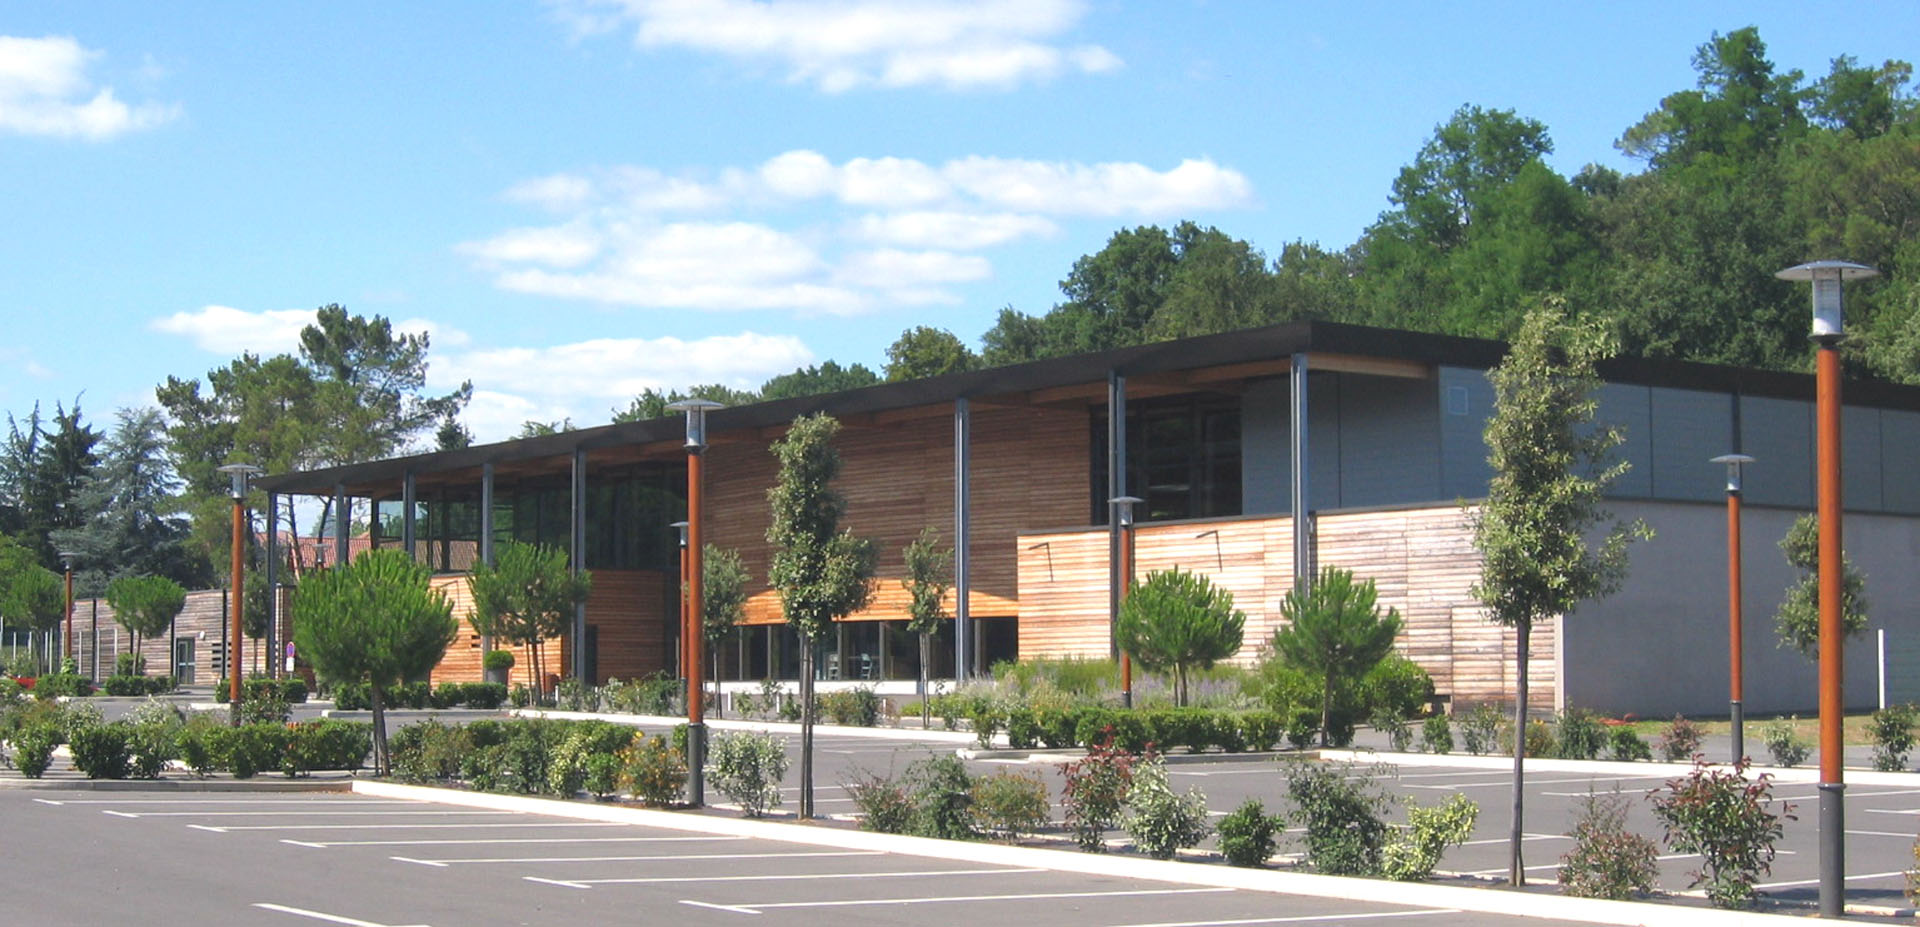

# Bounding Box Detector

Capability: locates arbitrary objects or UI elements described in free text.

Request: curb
[1318,749,1920,787]
[351,780,1814,927]
[509,709,985,745]
[0,777,353,792]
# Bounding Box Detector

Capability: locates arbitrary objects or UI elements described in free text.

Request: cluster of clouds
[558,0,1120,91]
[462,149,1254,316]
[0,35,176,140]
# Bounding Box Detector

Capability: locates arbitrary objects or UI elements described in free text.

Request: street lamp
[668,399,722,808]
[1109,496,1143,709]
[217,462,263,721]
[670,521,690,687]
[1777,259,1878,919]
[1710,453,1754,764]
[57,551,78,669]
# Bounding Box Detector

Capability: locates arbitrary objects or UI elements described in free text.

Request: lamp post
[1777,259,1878,919]
[670,521,690,687]
[58,551,78,669]
[1109,496,1143,709]
[1710,453,1754,764]
[217,462,263,722]
[668,399,722,808]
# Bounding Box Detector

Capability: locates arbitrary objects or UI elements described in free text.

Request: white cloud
[836,249,989,289]
[149,305,316,355]
[439,332,815,441]
[0,35,178,140]
[503,173,596,211]
[394,318,472,349]
[572,0,1120,91]
[945,156,1255,216]
[459,223,603,268]
[850,211,1055,248]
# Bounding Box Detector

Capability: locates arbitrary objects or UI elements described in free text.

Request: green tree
[766,413,876,817]
[1619,27,1808,170]
[51,408,208,594]
[701,544,748,715]
[759,361,880,401]
[1472,301,1647,886]
[1771,514,1868,658]
[1117,567,1246,707]
[884,327,979,381]
[1269,568,1401,743]
[901,526,953,725]
[1388,104,1555,250]
[465,541,591,694]
[103,575,186,674]
[291,549,456,774]
[11,399,101,571]
[613,385,759,423]
[0,535,64,673]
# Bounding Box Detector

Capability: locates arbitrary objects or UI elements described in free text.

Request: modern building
[256,320,1920,717]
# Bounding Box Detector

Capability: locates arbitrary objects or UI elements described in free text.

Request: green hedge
[332,681,506,711]
[211,677,308,704]
[100,675,175,697]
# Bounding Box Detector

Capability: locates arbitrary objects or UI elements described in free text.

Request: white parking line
[534,866,1045,889]
[282,835,743,848]
[110,810,517,818]
[1455,834,1567,847]
[1426,775,1666,792]
[680,887,1234,915]
[1753,869,1908,889]
[45,798,412,806]
[196,821,627,832]
[253,902,430,927]
[1460,851,1700,877]
[1847,830,1920,838]
[1110,909,1464,927]
[394,850,878,867]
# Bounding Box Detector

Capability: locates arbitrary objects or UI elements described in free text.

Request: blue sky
[4,1,1915,442]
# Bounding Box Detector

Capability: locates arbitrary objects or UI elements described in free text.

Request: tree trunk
[1319,676,1334,748]
[371,682,389,777]
[799,638,815,819]
[712,645,722,719]
[1509,621,1531,887]
[919,631,931,729]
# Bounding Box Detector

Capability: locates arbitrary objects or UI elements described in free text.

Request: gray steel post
[953,397,971,683]
[571,448,588,683]
[1290,353,1311,592]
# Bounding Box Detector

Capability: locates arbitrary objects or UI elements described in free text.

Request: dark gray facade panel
[1593,383,1652,498]
[1885,410,1920,514]
[1240,378,1290,515]
[1437,366,1494,499]
[1336,374,1441,507]
[1739,396,1814,508]
[1308,372,1343,511]
[1648,387,1733,502]
[1844,406,1884,512]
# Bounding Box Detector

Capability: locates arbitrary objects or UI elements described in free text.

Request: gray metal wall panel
[1845,406,1884,512]
[1594,383,1652,498]
[1438,366,1494,499]
[1884,410,1920,514]
[1337,374,1441,507]
[1241,378,1290,515]
[1308,371,1342,511]
[1648,387,1733,502]
[1739,395,1814,508]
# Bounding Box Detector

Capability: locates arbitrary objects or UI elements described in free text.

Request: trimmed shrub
[617,734,687,807]
[102,675,173,696]
[1421,714,1453,755]
[1555,708,1606,760]
[708,731,789,817]
[1283,759,1389,876]
[583,753,622,799]
[115,652,146,676]
[175,714,223,777]
[971,769,1051,840]
[69,724,133,779]
[1060,737,1140,852]
[1649,760,1791,909]
[1372,710,1412,752]
[12,724,59,777]
[1608,727,1652,762]
[390,719,474,783]
[128,721,178,778]
[1760,718,1808,768]
[1501,719,1557,758]
[1004,707,1040,749]
[903,752,975,840]
[1122,757,1210,859]
[1361,654,1434,719]
[1657,715,1703,762]
[331,682,371,711]
[820,686,882,727]
[1381,793,1478,881]
[32,673,94,699]
[213,723,289,779]
[1871,704,1916,772]
[1559,789,1659,899]
[1238,711,1282,752]
[282,720,371,776]
[461,682,508,710]
[431,682,464,709]
[1218,799,1281,867]
[846,769,913,833]
[1459,704,1501,756]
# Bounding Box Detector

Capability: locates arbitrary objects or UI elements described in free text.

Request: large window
[1092,395,1241,523]
[374,465,684,573]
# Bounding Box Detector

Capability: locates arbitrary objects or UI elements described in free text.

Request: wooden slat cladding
[709,403,1088,625]
[586,569,669,683]
[431,574,564,687]
[1015,504,1557,712]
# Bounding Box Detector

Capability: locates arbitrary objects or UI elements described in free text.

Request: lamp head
[1108,495,1145,527]
[666,399,725,449]
[1777,261,1878,341]
[1710,453,1755,494]
[216,462,264,500]
[670,520,690,546]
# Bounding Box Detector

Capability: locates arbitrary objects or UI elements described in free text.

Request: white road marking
[1421,775,1665,791]
[282,835,740,848]
[542,866,1045,887]
[1111,909,1464,927]
[1847,830,1920,838]
[252,902,430,927]
[1455,834,1567,846]
[31,799,64,805]
[110,810,516,818]
[103,810,140,818]
[1753,869,1908,889]
[680,887,1233,914]
[524,877,589,890]
[1461,852,1700,876]
[401,850,879,865]
[43,798,412,805]
[188,824,229,833]
[680,899,758,915]
[197,821,625,832]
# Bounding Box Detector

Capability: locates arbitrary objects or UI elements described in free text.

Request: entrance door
[173,638,195,684]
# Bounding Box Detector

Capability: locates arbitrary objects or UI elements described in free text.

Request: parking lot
[3,787,1620,927]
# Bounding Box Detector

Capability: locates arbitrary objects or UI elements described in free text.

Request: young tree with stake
[467,541,591,698]
[902,527,953,725]
[1270,567,1399,743]
[104,575,186,675]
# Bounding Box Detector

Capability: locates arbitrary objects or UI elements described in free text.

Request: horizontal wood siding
[586,569,669,683]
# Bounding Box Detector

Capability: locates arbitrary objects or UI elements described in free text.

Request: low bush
[390,719,474,783]
[617,734,686,807]
[1871,704,1916,772]
[1004,707,1040,749]
[556,677,600,712]
[846,770,913,834]
[601,674,678,716]
[971,769,1050,840]
[1657,715,1703,762]
[708,731,789,817]
[1239,711,1282,752]
[331,682,371,711]
[819,687,882,727]
[1372,710,1412,752]
[903,752,975,840]
[68,724,132,779]
[483,649,515,672]
[1607,727,1652,762]
[1555,708,1606,760]
[214,723,291,779]
[1459,704,1501,756]
[1217,799,1281,867]
[1361,655,1434,720]
[175,714,223,777]
[1381,793,1478,881]
[1559,789,1659,899]
[462,682,508,710]
[1123,757,1210,860]
[1060,737,1141,852]
[583,753,622,799]
[431,682,464,709]
[1421,714,1453,754]
[1283,759,1390,876]
[1760,717,1807,768]
[282,720,371,776]
[101,675,174,696]
[127,721,178,778]
[32,673,93,699]
[238,685,291,725]
[1650,760,1792,909]
[115,652,146,676]
[12,724,58,777]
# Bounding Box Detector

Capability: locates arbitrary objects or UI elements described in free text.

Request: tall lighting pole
[670,521,689,686]
[217,462,263,720]
[58,551,78,669]
[1710,454,1753,764]
[668,399,722,808]
[1777,259,1878,919]
[1109,496,1142,708]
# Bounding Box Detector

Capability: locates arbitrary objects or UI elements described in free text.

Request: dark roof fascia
[255,320,1920,496]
